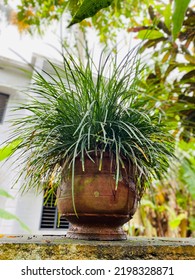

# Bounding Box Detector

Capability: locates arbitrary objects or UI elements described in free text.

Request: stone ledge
[0,235,195,260]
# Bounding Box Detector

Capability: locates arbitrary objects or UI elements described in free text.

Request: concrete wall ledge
[0,235,195,260]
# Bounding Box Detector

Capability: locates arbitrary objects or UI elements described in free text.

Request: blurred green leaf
[0,188,30,232]
[169,213,187,229]
[68,0,113,27]
[189,217,195,231]
[177,63,194,72]
[137,29,164,40]
[0,209,30,232]
[178,139,195,199]
[162,50,171,63]
[184,54,195,64]
[181,162,195,199]
[0,139,22,161]
[163,4,172,29]
[0,189,13,199]
[178,140,195,151]
[140,199,155,209]
[181,70,195,81]
[172,0,191,40]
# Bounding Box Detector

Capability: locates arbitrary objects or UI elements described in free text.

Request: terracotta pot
[57,153,138,240]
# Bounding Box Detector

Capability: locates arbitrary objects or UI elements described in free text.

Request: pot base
[66,224,127,241]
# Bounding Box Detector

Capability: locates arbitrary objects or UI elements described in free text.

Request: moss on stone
[0,235,194,260]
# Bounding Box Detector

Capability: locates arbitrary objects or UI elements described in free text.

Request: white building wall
[0,55,67,235]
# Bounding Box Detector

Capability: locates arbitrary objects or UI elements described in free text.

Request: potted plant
[9,45,175,240]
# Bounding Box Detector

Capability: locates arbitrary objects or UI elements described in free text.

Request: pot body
[57,154,138,240]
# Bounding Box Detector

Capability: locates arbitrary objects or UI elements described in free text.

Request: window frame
[0,92,9,124]
[40,195,69,230]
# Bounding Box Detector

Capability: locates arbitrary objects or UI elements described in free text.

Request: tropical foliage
[4,0,114,33]
[127,140,195,238]
[3,1,192,39]
[131,1,195,138]
[127,1,195,238]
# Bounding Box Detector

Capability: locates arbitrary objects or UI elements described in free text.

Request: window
[40,195,69,230]
[0,93,9,123]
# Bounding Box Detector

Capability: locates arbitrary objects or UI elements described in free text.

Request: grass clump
[9,45,175,212]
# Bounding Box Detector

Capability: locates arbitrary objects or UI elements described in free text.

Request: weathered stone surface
[0,235,194,260]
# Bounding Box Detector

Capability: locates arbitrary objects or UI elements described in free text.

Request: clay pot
[57,153,138,240]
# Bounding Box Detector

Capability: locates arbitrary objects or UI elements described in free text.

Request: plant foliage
[4,0,192,41]
[132,140,195,237]
[9,45,175,213]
